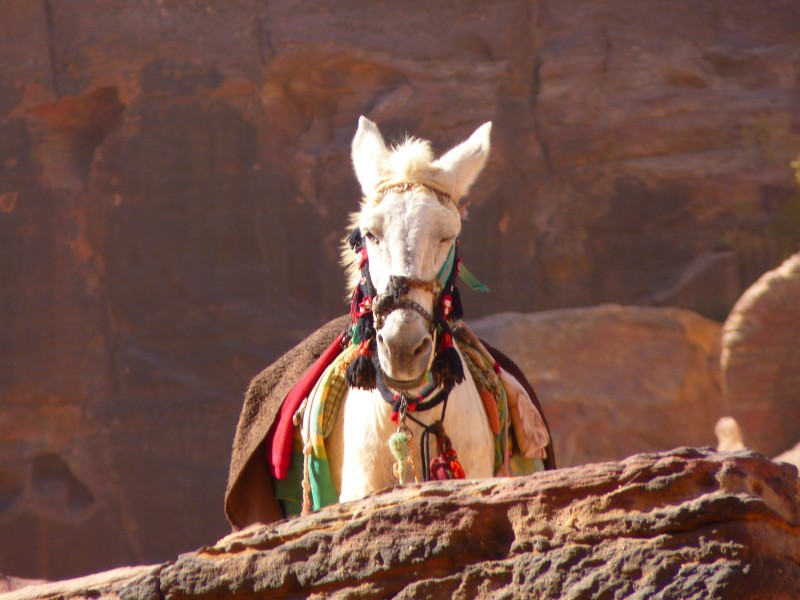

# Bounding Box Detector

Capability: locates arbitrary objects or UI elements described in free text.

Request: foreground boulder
[7,448,799,599]
[0,574,45,594]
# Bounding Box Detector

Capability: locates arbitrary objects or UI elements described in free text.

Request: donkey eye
[365,231,380,244]
[440,235,456,245]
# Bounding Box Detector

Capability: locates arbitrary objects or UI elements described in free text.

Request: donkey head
[349,117,491,386]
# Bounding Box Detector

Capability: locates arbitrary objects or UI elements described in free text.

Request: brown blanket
[225,315,556,530]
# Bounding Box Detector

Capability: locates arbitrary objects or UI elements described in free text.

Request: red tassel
[440,294,453,320]
[429,425,465,480]
[441,332,453,348]
[429,455,451,480]
[449,457,466,479]
[357,296,373,317]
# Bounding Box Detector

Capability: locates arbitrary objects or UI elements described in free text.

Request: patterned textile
[458,337,547,474]
[275,332,546,514]
[458,341,509,474]
[274,344,355,514]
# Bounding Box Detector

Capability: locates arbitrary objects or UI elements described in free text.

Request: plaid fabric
[274,344,355,515]
[309,344,355,458]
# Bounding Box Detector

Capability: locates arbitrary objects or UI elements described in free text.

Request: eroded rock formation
[6,449,800,599]
[469,305,723,467]
[721,252,800,457]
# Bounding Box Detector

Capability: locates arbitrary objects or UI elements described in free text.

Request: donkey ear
[351,116,390,198]
[433,122,492,200]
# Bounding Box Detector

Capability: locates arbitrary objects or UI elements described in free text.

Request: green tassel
[458,262,489,292]
[389,428,415,485]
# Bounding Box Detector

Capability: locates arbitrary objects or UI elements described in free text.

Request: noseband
[372,275,441,331]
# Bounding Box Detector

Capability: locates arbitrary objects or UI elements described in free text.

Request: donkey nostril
[412,337,432,358]
[377,332,385,346]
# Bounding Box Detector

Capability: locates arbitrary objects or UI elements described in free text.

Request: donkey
[313,117,547,503]
[224,118,552,525]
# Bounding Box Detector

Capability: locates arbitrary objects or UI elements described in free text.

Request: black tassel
[346,341,377,389]
[431,333,464,388]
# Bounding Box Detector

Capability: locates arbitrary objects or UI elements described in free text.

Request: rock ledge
[5,448,799,599]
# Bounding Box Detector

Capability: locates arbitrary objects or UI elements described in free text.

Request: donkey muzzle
[373,275,438,383]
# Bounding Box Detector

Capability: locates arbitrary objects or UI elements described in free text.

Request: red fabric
[267,332,345,480]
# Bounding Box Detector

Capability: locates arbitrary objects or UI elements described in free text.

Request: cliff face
[6,449,800,599]
[1,0,799,580]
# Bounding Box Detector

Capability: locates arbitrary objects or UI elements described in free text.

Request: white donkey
[325,117,494,502]
[225,118,551,524]
[295,117,548,505]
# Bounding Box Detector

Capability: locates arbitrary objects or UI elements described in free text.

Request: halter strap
[373,179,455,207]
[372,275,439,331]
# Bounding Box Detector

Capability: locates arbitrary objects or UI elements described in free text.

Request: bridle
[369,180,458,332]
[371,275,440,331]
[343,180,484,481]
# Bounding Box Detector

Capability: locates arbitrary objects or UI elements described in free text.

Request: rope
[301,441,312,515]
[402,396,449,482]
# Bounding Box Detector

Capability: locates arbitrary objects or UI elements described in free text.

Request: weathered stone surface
[776,442,800,471]
[721,252,800,457]
[0,574,46,594]
[715,415,800,471]
[469,305,723,467]
[0,566,160,600]
[5,449,800,599]
[2,0,799,581]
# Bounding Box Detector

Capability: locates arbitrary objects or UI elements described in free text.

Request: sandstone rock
[469,305,723,467]
[775,442,800,472]
[721,252,800,457]
[5,449,800,599]
[2,0,800,581]
[0,573,47,594]
[714,414,800,472]
[714,416,746,453]
[0,566,159,600]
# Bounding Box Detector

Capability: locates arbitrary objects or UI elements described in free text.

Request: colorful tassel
[389,427,419,485]
[428,424,466,481]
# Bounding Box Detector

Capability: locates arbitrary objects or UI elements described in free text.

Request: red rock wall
[1,0,799,580]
